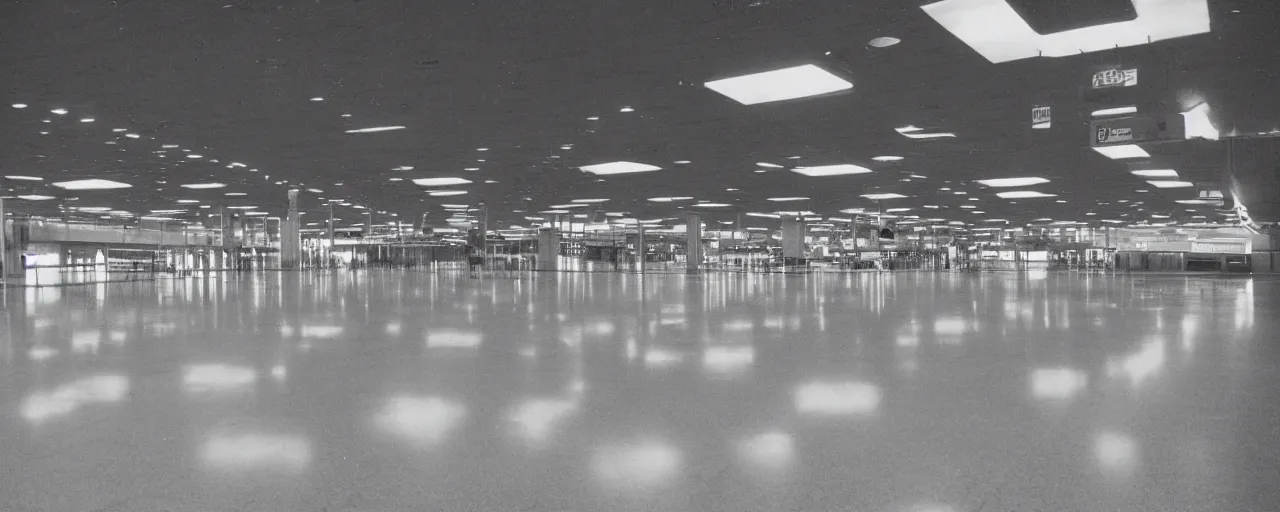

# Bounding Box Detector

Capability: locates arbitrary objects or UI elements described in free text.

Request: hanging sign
[1032,106,1051,129]
[1091,68,1138,89]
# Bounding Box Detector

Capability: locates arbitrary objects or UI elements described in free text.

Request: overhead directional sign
[1091,68,1138,89]
[1089,114,1185,147]
[1032,105,1051,129]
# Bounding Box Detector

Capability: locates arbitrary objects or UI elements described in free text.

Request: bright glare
[181,183,226,189]
[922,0,1210,63]
[997,191,1056,199]
[861,193,907,200]
[412,177,472,187]
[1092,144,1150,160]
[757,162,784,168]
[52,179,132,190]
[977,177,1049,187]
[1092,106,1138,117]
[794,381,882,415]
[375,395,467,446]
[182,363,257,393]
[591,440,682,489]
[1030,367,1088,400]
[792,164,873,177]
[1182,102,1219,140]
[704,64,852,105]
[1147,180,1194,188]
[345,126,406,134]
[580,161,662,175]
[1131,169,1179,178]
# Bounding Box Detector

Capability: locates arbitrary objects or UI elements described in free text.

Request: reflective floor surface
[2,270,1278,511]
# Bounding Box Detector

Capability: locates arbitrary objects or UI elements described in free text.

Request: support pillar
[686,213,703,273]
[781,216,805,263]
[635,223,647,273]
[0,198,14,279]
[537,228,559,271]
[282,189,301,269]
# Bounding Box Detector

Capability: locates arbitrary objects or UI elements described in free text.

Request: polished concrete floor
[1,270,1277,511]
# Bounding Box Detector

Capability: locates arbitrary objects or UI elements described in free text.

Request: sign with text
[1092,68,1138,89]
[1032,105,1051,129]
[1089,114,1185,147]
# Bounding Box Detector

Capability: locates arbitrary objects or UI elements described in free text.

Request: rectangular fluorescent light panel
[704,64,852,105]
[792,164,873,177]
[861,193,907,200]
[1147,180,1194,188]
[996,191,1057,199]
[1130,169,1178,178]
[345,126,405,134]
[1092,106,1138,117]
[895,126,956,139]
[53,179,132,190]
[1092,144,1149,160]
[766,197,809,202]
[921,0,1211,63]
[977,177,1049,187]
[579,161,662,175]
[412,177,472,187]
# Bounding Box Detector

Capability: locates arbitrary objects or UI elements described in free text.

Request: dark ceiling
[2,0,1277,232]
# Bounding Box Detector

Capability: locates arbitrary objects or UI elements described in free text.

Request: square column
[686,213,702,273]
[635,223,647,273]
[537,228,559,271]
[281,189,301,269]
[782,216,805,260]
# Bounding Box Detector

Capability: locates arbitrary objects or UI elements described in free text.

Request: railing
[27,222,224,247]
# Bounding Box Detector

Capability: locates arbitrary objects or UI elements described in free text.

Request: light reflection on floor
[0,270,1277,511]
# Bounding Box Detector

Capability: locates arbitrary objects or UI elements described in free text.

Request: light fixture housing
[977,177,1050,187]
[996,191,1057,199]
[791,164,873,177]
[412,178,473,187]
[1092,144,1150,160]
[704,64,852,106]
[579,161,662,176]
[52,179,132,190]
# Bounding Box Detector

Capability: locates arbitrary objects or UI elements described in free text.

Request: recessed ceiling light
[674,160,691,164]
[186,154,203,159]
[647,197,694,202]
[476,148,488,151]
[388,178,404,182]
[921,0,1210,63]
[885,207,912,212]
[6,175,43,181]
[868,36,901,48]
[580,161,662,175]
[52,179,132,190]
[11,103,26,109]
[691,203,732,208]
[310,97,324,102]
[306,188,323,194]
[996,190,1057,199]
[125,133,141,139]
[18,195,55,201]
[792,164,873,177]
[541,209,570,214]
[757,162,784,168]
[746,212,781,219]
[345,126,406,134]
[1146,180,1194,188]
[464,167,480,171]
[766,197,809,202]
[181,183,225,189]
[80,118,94,123]
[394,166,414,171]
[176,199,201,204]
[50,108,68,115]
[619,107,634,112]
[413,177,472,187]
[872,156,904,162]
[341,114,352,118]
[1092,106,1138,117]
[976,177,1049,187]
[429,190,468,196]
[1130,169,1179,178]
[1092,144,1149,159]
[587,116,599,121]
[895,126,955,139]
[226,205,257,209]
[705,64,852,105]
[571,199,610,203]
[484,180,498,184]
[861,193,907,200]
[225,192,247,196]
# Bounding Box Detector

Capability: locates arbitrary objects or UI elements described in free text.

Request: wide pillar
[781,216,805,261]
[0,198,18,279]
[635,223,647,273]
[281,189,301,269]
[537,228,560,271]
[686,213,703,273]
